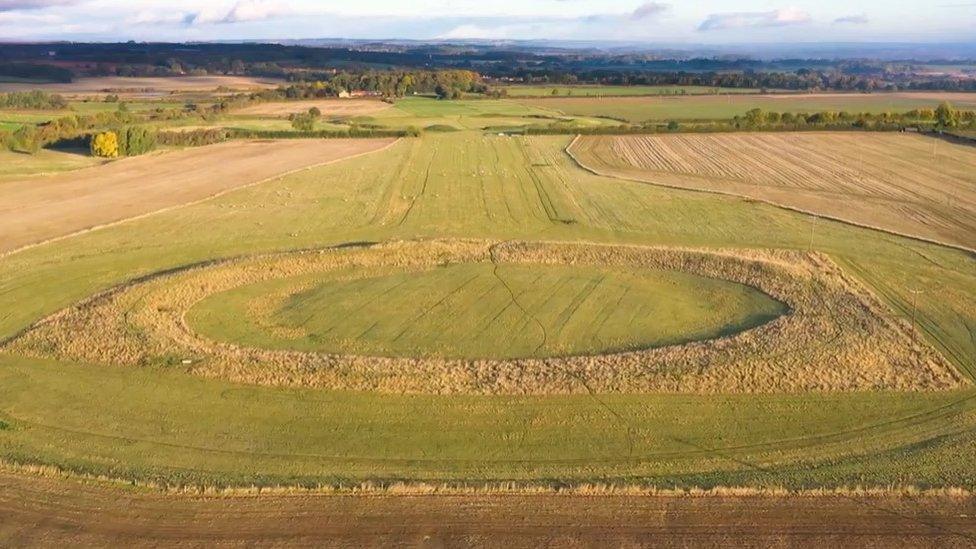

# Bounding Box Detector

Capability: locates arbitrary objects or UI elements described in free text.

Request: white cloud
[438,23,509,39]
[0,11,55,24]
[125,10,188,25]
[698,7,811,31]
[630,2,670,21]
[220,0,289,23]
[0,0,80,11]
[834,14,869,24]
[180,0,294,25]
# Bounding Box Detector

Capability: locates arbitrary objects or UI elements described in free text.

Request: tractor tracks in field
[487,241,636,458]
[397,147,437,227]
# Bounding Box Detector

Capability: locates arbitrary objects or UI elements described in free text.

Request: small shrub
[90,131,119,157]
[290,113,315,131]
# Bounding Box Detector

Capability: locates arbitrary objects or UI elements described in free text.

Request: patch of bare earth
[232,99,392,117]
[570,133,976,250]
[0,138,395,255]
[1,471,974,547]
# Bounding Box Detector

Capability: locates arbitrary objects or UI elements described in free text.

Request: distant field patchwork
[502,85,762,97]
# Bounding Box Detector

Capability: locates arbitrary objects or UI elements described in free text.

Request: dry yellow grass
[8,239,961,394]
[569,133,976,250]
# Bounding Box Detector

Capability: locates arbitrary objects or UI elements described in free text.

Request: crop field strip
[0,75,284,97]
[0,133,973,489]
[569,132,976,251]
[517,92,976,122]
[502,85,763,97]
[2,468,975,547]
[230,98,392,116]
[0,137,396,255]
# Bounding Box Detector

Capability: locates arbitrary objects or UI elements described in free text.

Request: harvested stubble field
[0,133,973,492]
[0,75,284,97]
[518,92,976,122]
[570,132,976,250]
[0,137,395,254]
[2,469,975,547]
[9,239,959,394]
[232,98,392,117]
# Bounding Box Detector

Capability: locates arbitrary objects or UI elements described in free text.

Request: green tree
[935,101,959,128]
[290,113,315,131]
[744,108,767,126]
[117,126,157,156]
[11,125,41,154]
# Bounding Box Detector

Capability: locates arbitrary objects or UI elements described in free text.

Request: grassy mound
[188,262,786,359]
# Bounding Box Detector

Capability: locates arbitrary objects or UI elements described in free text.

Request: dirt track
[0,471,973,547]
[0,138,395,255]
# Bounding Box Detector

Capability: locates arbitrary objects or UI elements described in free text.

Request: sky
[0,0,973,43]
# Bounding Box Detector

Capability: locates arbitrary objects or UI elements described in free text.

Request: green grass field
[188,263,785,359]
[68,100,189,114]
[503,85,762,97]
[0,132,973,489]
[516,93,976,122]
[0,148,104,180]
[0,110,61,131]
[357,96,620,130]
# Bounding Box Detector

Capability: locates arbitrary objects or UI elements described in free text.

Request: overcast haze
[0,0,973,44]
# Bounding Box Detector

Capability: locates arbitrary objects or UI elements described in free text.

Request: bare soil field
[570,133,976,250]
[0,76,284,97]
[1,471,973,547]
[0,138,395,254]
[232,98,393,117]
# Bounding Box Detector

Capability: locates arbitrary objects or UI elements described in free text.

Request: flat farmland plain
[570,132,976,250]
[0,138,394,254]
[519,92,976,121]
[0,134,973,490]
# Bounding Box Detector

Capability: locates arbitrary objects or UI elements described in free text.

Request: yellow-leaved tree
[90,131,119,158]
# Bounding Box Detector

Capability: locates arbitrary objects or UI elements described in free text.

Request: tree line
[0,91,68,109]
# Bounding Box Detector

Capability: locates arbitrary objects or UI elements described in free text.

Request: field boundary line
[2,458,974,498]
[564,134,976,256]
[0,138,402,261]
